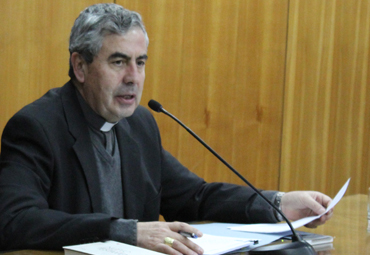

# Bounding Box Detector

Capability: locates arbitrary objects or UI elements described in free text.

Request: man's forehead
[99,31,147,56]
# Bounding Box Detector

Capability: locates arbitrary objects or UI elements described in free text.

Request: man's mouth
[122,95,134,99]
[116,94,136,104]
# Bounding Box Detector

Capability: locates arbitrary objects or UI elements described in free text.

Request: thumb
[305,195,326,215]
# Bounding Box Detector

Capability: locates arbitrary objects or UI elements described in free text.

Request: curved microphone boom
[148,99,317,255]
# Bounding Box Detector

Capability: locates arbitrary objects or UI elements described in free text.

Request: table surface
[1,194,369,255]
[295,193,370,255]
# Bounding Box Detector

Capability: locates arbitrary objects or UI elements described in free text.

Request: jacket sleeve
[159,148,279,224]
[134,106,279,224]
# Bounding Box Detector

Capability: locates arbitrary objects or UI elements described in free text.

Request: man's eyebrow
[108,52,130,61]
[108,52,148,61]
[138,54,148,60]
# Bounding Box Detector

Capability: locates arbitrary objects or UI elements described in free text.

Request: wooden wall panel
[118,0,289,190]
[2,0,368,196]
[0,0,112,136]
[281,0,370,195]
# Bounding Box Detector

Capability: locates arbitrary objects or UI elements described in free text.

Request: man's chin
[115,108,137,121]
[103,104,138,122]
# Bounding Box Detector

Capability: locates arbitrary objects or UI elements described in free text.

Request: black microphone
[148,99,317,255]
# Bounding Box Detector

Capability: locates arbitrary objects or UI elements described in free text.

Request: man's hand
[281,191,334,228]
[137,221,204,255]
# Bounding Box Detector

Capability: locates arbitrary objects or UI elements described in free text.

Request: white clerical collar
[100,122,117,132]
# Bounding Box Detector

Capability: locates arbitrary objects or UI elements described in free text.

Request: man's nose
[123,62,139,85]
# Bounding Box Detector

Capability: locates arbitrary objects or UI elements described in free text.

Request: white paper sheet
[189,234,253,255]
[64,240,163,255]
[229,178,350,233]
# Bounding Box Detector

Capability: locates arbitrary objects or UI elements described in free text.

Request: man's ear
[71,52,87,83]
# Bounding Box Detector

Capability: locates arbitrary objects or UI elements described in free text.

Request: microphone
[148,99,318,255]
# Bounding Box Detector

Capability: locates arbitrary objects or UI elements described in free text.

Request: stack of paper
[189,234,254,255]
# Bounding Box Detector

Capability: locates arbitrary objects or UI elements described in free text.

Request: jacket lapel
[60,82,103,213]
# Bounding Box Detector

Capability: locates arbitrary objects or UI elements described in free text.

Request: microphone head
[148,99,163,112]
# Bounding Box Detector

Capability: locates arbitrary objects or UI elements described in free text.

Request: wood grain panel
[118,0,289,190]
[281,0,370,195]
[0,0,112,136]
[3,0,368,196]
[230,0,288,189]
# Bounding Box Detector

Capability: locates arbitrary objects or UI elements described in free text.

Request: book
[63,240,163,255]
[300,232,333,246]
[280,231,334,252]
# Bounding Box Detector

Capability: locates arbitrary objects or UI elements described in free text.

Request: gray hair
[68,3,149,79]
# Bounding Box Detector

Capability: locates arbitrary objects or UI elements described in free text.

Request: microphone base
[249,241,317,255]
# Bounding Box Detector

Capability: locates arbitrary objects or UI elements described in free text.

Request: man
[0,4,333,255]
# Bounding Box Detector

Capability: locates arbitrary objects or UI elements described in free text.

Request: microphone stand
[148,99,317,255]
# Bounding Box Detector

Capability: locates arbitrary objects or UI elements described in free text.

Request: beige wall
[0,0,369,196]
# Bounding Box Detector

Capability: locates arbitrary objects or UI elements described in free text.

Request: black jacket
[0,81,277,250]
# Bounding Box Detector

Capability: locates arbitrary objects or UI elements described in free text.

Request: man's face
[78,28,148,122]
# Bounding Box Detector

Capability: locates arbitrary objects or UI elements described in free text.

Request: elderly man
[0,4,332,255]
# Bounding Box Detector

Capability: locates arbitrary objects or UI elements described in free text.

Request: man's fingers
[166,232,203,254]
[176,234,204,254]
[305,209,334,228]
[157,243,182,255]
[165,222,204,253]
[305,195,327,215]
[171,239,200,255]
[169,221,203,238]
[137,222,204,255]
[159,238,201,255]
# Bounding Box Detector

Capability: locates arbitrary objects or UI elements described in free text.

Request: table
[1,194,369,255]
[294,194,370,255]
